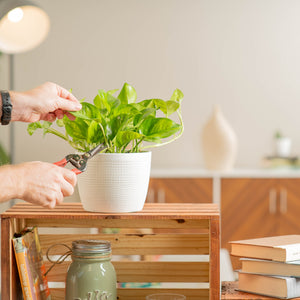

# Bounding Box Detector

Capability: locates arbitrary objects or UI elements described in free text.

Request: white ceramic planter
[78,152,151,213]
[275,137,291,157]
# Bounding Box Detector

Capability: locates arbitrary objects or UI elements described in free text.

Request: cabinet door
[221,178,279,268]
[147,178,213,203]
[278,179,300,235]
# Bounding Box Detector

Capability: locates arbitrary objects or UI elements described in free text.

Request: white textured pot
[78,152,151,213]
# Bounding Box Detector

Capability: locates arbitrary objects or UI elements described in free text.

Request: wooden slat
[50,288,209,300]
[46,261,209,283]
[25,218,210,229]
[2,203,219,219]
[115,261,209,282]
[40,233,209,255]
[210,217,220,299]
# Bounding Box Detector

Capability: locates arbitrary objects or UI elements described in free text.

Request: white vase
[201,105,238,171]
[78,152,152,213]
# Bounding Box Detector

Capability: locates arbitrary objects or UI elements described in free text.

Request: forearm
[0,165,21,203]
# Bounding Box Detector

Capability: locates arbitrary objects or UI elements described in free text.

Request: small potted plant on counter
[28,83,184,212]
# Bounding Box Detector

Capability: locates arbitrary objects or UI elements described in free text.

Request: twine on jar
[45,243,72,276]
[44,243,112,276]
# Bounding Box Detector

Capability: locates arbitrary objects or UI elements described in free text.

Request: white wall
[2,0,300,176]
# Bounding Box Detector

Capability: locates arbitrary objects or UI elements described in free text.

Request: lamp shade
[0,0,50,53]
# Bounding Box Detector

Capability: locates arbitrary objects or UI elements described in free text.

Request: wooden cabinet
[277,179,300,235]
[221,178,300,269]
[146,177,213,203]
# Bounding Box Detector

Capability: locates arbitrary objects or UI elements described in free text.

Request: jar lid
[72,240,111,254]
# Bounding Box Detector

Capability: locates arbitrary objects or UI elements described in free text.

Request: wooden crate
[1,202,220,300]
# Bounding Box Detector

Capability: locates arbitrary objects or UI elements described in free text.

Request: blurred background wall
[1,0,300,201]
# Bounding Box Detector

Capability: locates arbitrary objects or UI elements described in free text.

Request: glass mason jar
[65,240,117,300]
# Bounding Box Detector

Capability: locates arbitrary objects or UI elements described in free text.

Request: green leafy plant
[27,83,184,153]
[0,142,10,165]
[274,130,283,139]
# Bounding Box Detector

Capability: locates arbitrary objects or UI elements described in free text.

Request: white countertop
[151,167,300,178]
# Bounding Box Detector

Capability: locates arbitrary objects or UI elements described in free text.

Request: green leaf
[118,83,137,104]
[133,108,156,126]
[108,114,131,140]
[65,118,89,140]
[42,121,54,136]
[56,119,64,127]
[94,90,109,112]
[115,131,144,148]
[138,99,179,116]
[139,117,181,140]
[27,122,42,135]
[108,89,119,95]
[87,120,104,144]
[43,121,52,129]
[70,102,101,121]
[113,104,140,117]
[170,89,184,103]
[135,99,155,110]
[160,100,180,116]
[107,93,121,111]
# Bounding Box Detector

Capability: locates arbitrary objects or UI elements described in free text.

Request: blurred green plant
[274,130,283,139]
[0,142,10,165]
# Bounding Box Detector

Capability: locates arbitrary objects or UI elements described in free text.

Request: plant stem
[98,123,109,148]
[45,128,68,141]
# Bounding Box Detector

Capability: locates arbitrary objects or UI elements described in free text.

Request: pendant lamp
[0,0,50,54]
[0,0,50,166]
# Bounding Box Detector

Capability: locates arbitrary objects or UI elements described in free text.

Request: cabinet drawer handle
[269,189,277,214]
[280,188,288,214]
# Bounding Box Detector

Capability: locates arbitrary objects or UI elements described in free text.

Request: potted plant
[28,83,184,212]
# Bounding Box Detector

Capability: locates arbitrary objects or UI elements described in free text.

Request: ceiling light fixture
[0,0,50,54]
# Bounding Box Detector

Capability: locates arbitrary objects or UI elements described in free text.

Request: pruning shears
[54,144,107,175]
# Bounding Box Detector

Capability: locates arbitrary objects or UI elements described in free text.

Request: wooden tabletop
[1,202,220,219]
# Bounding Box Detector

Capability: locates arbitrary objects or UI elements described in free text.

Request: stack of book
[261,155,300,169]
[230,235,300,299]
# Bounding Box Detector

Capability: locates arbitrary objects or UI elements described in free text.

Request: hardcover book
[230,235,300,262]
[238,272,300,299]
[241,258,300,277]
[12,227,51,300]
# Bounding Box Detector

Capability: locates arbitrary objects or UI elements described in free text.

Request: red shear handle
[72,168,82,175]
[54,158,68,167]
[54,158,82,175]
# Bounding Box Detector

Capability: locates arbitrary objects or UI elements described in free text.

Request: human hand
[10,82,82,123]
[10,161,77,208]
